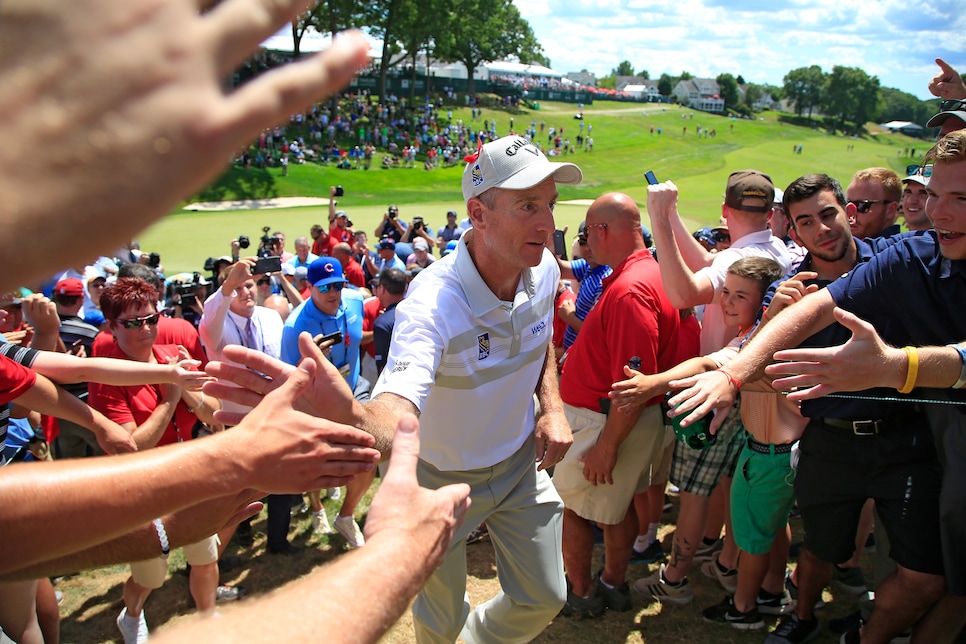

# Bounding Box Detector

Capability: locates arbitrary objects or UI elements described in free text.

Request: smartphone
[315,331,343,347]
[644,170,659,185]
[253,255,282,274]
[552,229,568,260]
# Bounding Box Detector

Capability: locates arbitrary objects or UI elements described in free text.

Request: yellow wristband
[898,346,919,394]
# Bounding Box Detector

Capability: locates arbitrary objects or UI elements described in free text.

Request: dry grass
[56,485,875,643]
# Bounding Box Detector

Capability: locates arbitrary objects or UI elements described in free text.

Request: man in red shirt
[333,243,367,289]
[554,192,683,617]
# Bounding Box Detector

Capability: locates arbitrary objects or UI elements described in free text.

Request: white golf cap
[461,135,582,201]
[903,173,928,187]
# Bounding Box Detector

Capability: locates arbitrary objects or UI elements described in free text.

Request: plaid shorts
[670,403,746,497]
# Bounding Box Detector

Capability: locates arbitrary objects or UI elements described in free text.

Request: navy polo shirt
[826,230,966,406]
[762,236,911,419]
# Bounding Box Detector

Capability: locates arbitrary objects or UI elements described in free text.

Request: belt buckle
[852,420,879,436]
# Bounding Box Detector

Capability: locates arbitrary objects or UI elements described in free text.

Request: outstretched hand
[0,0,370,289]
[206,332,357,426]
[363,414,471,570]
[666,370,735,434]
[226,357,380,494]
[765,307,904,400]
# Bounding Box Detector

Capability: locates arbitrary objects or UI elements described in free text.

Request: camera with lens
[238,235,250,249]
[203,257,216,272]
[148,252,161,269]
[334,185,344,197]
[412,216,424,231]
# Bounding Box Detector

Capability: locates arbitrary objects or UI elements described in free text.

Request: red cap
[55,278,84,297]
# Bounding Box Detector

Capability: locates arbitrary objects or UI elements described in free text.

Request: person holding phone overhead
[281,256,372,549]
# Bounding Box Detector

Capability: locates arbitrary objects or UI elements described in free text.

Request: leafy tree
[783,65,824,119]
[744,83,763,107]
[716,73,740,111]
[614,60,635,77]
[736,74,746,85]
[637,68,650,80]
[822,65,881,134]
[658,73,674,97]
[879,87,940,126]
[433,0,543,95]
[679,70,694,81]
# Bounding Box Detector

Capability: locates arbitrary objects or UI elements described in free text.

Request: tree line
[595,61,943,134]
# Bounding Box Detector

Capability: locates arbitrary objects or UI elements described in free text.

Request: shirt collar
[454,233,536,317]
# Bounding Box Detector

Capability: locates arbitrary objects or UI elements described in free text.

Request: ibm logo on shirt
[478,333,490,360]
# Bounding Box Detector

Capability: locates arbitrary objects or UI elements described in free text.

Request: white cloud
[513,0,963,98]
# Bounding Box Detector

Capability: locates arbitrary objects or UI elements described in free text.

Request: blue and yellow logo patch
[471,163,484,187]
[478,333,490,360]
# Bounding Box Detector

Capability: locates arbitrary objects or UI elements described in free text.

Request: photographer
[399,214,435,255]
[325,185,354,254]
[165,274,210,328]
[374,205,407,244]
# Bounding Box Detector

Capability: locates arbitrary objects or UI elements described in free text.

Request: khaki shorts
[130,534,219,589]
[554,403,664,525]
[650,425,675,485]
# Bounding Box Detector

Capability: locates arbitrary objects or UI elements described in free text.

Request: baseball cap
[773,187,785,205]
[280,262,296,276]
[903,171,929,187]
[335,210,348,219]
[294,266,309,281]
[378,238,396,251]
[441,240,459,256]
[927,99,966,129]
[413,238,429,251]
[724,170,775,213]
[307,257,345,288]
[55,278,85,297]
[461,135,582,201]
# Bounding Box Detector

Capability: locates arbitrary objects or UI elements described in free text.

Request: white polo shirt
[372,235,559,471]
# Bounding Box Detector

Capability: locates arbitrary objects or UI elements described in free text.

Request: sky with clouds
[513,0,963,100]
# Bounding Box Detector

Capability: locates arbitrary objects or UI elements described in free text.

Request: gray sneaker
[595,569,632,612]
[700,551,738,594]
[832,565,868,595]
[560,578,605,619]
[694,537,723,563]
[632,563,694,605]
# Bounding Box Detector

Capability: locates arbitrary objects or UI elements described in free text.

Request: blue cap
[442,240,459,256]
[307,257,345,288]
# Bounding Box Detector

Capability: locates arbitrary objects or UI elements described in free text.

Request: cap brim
[927,110,966,128]
[903,174,928,186]
[495,162,583,192]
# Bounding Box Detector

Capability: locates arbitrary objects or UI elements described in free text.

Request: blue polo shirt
[282,289,365,390]
[763,236,909,419]
[826,230,966,405]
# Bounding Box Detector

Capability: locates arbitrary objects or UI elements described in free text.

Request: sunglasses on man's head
[848,199,893,214]
[317,282,347,293]
[712,231,731,243]
[941,99,966,113]
[119,313,161,329]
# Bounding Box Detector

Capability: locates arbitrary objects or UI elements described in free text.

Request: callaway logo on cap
[461,135,582,201]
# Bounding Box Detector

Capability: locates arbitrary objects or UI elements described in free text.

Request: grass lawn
[142,100,926,274]
[57,485,869,643]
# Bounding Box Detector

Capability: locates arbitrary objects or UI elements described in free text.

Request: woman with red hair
[89,278,221,643]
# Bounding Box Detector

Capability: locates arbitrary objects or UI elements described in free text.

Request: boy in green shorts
[610,257,786,617]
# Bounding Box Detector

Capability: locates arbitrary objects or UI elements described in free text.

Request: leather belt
[821,418,884,436]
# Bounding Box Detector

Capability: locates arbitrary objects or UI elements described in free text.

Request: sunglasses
[848,199,893,214]
[577,237,588,246]
[256,278,271,286]
[119,313,161,329]
[940,99,966,113]
[712,232,731,243]
[316,282,347,293]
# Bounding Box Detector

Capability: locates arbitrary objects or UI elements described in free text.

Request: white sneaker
[312,509,332,534]
[116,607,149,644]
[334,516,365,548]
[326,487,342,502]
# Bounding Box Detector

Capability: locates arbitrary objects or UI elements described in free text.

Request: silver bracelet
[152,518,170,560]
[187,392,205,414]
[948,343,966,389]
